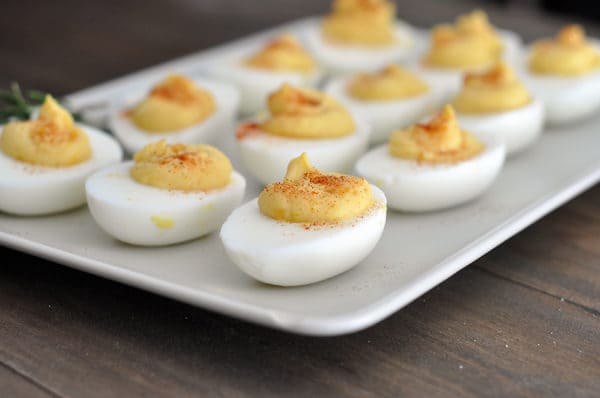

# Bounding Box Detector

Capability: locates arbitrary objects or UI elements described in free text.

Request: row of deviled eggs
[198,2,600,126]
[2,0,600,287]
[108,6,600,156]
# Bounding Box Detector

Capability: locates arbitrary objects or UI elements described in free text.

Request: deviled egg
[236,83,370,185]
[325,64,440,143]
[519,25,600,125]
[453,62,544,155]
[356,105,505,212]
[304,0,419,75]
[221,153,387,286]
[206,34,321,115]
[109,74,239,153]
[0,96,122,215]
[418,10,522,104]
[86,140,245,246]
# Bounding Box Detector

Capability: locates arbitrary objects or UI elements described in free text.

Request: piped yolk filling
[347,64,429,101]
[453,61,531,114]
[130,140,232,191]
[239,84,355,139]
[529,25,600,76]
[258,153,374,224]
[389,105,483,164]
[244,34,316,72]
[322,0,396,46]
[130,74,216,133]
[424,10,503,69]
[0,95,91,167]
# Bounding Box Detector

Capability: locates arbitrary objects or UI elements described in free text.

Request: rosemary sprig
[0,82,81,124]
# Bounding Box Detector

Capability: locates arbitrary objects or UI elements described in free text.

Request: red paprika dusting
[236,122,262,140]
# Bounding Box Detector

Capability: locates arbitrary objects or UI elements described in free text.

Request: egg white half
[205,51,322,116]
[303,19,419,75]
[356,138,505,212]
[236,116,370,185]
[0,125,123,216]
[325,73,441,144]
[518,42,600,125]
[86,161,246,246]
[108,77,239,154]
[456,98,544,155]
[220,185,387,286]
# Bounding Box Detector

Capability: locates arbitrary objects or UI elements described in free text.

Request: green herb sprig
[0,82,81,124]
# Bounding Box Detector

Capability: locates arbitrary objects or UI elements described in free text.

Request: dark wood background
[1,0,599,396]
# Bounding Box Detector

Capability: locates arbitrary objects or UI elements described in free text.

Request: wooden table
[1,1,599,396]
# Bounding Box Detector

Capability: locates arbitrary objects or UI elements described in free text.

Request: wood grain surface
[1,0,599,397]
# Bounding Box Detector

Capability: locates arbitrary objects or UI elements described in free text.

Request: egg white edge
[219,184,387,286]
[0,124,123,215]
[355,136,506,211]
[516,40,600,124]
[85,161,247,245]
[235,113,371,184]
[456,97,545,155]
[85,160,246,210]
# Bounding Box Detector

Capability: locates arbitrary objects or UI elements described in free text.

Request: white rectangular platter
[1,17,599,336]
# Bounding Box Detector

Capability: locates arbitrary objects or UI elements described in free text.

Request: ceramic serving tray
[1,17,599,336]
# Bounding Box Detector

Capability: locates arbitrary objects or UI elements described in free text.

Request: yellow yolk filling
[244,34,317,72]
[529,25,600,76]
[130,140,231,191]
[130,74,216,132]
[347,64,429,101]
[258,153,374,223]
[389,105,483,164]
[424,10,503,69]
[322,0,396,46]
[257,84,355,139]
[0,96,91,167]
[453,62,531,114]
